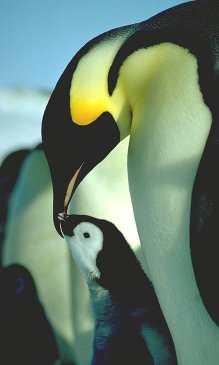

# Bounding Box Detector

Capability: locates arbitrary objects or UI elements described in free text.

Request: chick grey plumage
[60,214,177,365]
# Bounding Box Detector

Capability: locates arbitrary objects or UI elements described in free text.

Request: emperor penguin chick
[60,214,177,365]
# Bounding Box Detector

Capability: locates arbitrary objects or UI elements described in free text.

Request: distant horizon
[0,88,48,159]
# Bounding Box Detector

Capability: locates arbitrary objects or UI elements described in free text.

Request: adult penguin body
[42,1,219,363]
[60,214,177,365]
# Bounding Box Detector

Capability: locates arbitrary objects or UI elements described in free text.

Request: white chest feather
[125,44,219,364]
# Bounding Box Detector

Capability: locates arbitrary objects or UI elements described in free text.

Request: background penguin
[0,148,29,260]
[60,214,177,365]
[1,146,86,364]
[0,264,59,365]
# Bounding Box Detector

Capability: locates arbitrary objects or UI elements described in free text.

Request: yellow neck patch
[69,43,114,126]
[70,96,110,126]
[69,32,131,126]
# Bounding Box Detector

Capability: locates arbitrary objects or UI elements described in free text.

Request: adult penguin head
[42,28,134,236]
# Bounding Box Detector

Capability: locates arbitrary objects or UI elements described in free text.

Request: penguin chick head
[61,215,104,279]
[60,214,141,291]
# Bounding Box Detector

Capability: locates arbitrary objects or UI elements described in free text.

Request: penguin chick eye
[83,232,90,238]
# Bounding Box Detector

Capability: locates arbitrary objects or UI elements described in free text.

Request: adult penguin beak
[42,101,120,237]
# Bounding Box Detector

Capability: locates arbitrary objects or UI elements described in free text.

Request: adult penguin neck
[126,44,219,364]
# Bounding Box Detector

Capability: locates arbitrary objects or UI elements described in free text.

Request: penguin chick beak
[57,213,70,237]
[58,214,83,237]
[57,212,70,222]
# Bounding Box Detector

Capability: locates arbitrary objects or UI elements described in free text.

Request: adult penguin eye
[83,232,90,239]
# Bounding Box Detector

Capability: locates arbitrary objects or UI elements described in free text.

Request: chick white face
[64,222,103,279]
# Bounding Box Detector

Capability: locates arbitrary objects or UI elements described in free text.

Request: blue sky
[0,0,187,158]
[0,0,185,90]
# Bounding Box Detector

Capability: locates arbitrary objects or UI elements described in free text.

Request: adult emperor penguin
[42,1,219,364]
[60,214,177,365]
